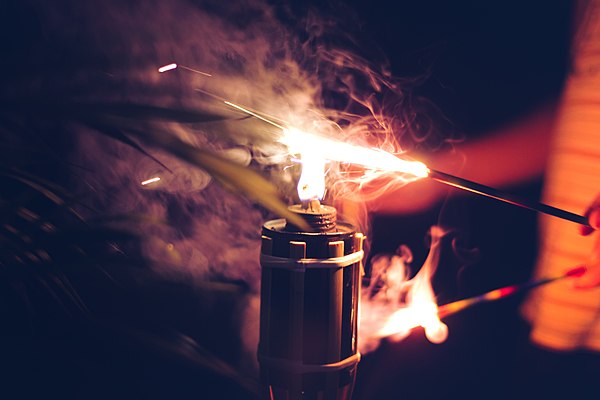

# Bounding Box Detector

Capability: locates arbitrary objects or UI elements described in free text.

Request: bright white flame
[222,101,430,197]
[158,63,178,73]
[141,177,161,185]
[297,151,326,201]
[280,128,430,178]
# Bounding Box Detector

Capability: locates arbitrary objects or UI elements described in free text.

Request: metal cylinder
[258,205,364,400]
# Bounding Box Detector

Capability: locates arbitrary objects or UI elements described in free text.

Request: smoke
[15,0,457,368]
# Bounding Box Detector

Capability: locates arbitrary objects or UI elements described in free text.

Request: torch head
[285,199,337,233]
[259,202,364,400]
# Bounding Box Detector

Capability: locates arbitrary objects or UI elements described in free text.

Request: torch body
[259,210,364,400]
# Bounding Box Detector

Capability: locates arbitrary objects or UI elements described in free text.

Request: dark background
[0,0,576,399]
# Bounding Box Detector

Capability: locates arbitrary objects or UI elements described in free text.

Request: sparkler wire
[428,169,591,227]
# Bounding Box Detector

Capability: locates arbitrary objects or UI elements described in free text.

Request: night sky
[0,1,576,399]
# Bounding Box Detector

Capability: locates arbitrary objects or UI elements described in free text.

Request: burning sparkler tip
[567,265,587,277]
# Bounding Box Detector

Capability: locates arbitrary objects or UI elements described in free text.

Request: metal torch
[258,199,365,400]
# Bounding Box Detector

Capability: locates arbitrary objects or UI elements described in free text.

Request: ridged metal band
[260,250,364,270]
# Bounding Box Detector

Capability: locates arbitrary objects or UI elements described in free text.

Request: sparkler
[436,265,587,319]
[222,100,591,228]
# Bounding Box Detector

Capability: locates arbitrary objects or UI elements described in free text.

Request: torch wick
[302,198,322,212]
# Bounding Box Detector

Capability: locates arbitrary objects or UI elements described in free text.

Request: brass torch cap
[285,199,337,233]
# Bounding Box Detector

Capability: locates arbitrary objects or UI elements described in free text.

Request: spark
[141,177,161,186]
[157,62,212,76]
[158,63,178,73]
[179,65,212,76]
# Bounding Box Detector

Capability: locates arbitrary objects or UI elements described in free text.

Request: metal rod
[428,169,590,227]
[437,266,586,319]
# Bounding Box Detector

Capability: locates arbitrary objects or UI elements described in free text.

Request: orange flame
[360,227,448,351]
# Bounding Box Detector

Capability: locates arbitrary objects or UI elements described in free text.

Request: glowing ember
[141,177,161,186]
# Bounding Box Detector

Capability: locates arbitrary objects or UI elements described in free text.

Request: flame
[279,127,430,202]
[359,227,448,351]
[296,151,326,201]
[223,101,431,201]
[379,287,448,345]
